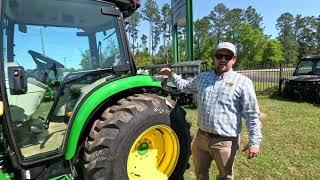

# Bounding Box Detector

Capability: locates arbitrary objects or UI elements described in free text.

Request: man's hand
[242,144,260,159]
[160,68,174,77]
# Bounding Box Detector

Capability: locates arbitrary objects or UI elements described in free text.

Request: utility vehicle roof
[171,60,207,67]
[301,56,320,60]
[141,64,170,69]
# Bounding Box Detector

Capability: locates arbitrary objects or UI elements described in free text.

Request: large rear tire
[83,93,191,180]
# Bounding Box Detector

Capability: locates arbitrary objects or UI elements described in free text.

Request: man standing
[160,42,262,180]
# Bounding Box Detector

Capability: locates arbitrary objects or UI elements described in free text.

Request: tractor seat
[70,84,87,95]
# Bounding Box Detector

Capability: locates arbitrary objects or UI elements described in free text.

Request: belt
[199,129,223,138]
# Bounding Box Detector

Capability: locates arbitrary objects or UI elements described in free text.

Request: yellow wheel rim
[127,125,180,180]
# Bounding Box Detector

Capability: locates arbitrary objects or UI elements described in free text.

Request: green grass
[183,96,320,179]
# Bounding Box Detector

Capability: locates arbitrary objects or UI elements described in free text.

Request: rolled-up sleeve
[241,79,262,148]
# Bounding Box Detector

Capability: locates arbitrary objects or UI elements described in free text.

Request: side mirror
[8,66,27,95]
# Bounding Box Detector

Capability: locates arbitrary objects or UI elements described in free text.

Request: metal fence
[142,63,297,95]
[235,64,295,94]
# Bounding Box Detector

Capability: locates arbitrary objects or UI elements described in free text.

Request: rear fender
[65,75,161,160]
[0,170,12,179]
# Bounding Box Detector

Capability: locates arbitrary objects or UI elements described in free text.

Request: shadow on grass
[268,91,320,107]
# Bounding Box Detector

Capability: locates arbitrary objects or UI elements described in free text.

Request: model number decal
[92,149,107,158]
[154,107,170,114]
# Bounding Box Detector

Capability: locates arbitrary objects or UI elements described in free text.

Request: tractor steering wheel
[28,50,64,69]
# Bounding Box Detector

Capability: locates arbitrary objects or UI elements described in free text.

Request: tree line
[81,1,320,69]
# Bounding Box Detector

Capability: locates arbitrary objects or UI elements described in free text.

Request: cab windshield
[295,58,320,75]
[1,0,129,160]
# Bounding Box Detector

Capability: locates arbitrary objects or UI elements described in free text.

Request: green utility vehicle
[0,0,191,179]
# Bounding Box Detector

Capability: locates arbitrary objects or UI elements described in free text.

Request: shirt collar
[214,69,233,79]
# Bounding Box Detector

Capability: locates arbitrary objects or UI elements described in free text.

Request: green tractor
[0,0,191,179]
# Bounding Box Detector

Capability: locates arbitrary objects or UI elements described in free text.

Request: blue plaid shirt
[170,69,262,148]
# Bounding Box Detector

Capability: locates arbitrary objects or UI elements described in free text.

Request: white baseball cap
[216,42,236,55]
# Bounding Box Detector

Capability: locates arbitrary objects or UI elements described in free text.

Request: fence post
[278,64,283,95]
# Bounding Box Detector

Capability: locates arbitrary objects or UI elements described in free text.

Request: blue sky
[140,0,320,38]
[10,0,320,70]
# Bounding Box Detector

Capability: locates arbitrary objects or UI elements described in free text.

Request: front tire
[83,94,191,180]
[279,80,290,98]
[315,89,320,104]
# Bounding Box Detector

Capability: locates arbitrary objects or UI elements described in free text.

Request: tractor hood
[288,75,320,82]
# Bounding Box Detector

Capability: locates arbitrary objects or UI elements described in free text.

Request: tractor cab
[1,0,133,171]
[0,0,191,179]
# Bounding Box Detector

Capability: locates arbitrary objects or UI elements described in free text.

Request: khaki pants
[192,129,240,180]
